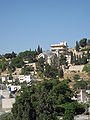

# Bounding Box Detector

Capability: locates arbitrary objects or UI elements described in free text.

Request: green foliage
[38,71,44,78]
[83,64,90,72]
[21,65,34,75]
[44,64,58,78]
[79,38,87,47]
[58,67,64,78]
[14,78,20,85]
[72,53,76,64]
[75,55,87,65]
[4,52,16,59]
[11,56,24,68]
[81,55,87,64]
[71,53,87,65]
[62,101,85,120]
[19,50,38,63]
[70,51,73,64]
[4,53,12,59]
[59,54,66,65]
[75,41,79,52]
[0,113,13,120]
[11,79,84,120]
[37,57,45,73]
[74,80,87,90]
[73,74,80,81]
[12,89,36,120]
[0,58,8,71]
[8,64,16,73]
[37,45,42,54]
[11,51,17,58]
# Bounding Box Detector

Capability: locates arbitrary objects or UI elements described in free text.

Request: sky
[0,0,90,54]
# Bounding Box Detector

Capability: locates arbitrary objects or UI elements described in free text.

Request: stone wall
[2,98,15,109]
[68,65,84,72]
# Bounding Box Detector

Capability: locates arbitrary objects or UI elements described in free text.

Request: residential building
[51,41,68,56]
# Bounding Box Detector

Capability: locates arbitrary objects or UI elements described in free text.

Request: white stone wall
[69,65,84,72]
[2,98,15,109]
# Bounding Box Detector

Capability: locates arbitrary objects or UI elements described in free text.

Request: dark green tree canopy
[37,57,45,73]
[75,41,79,52]
[18,50,38,63]
[74,79,87,90]
[83,63,90,72]
[59,54,66,65]
[21,65,34,75]
[11,56,24,68]
[79,38,87,47]
[44,64,58,78]
[4,52,16,59]
[58,67,64,78]
[11,79,85,120]
[37,45,42,54]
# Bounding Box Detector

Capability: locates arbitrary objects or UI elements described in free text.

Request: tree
[4,52,16,59]
[79,38,87,47]
[0,58,8,72]
[11,79,85,120]
[59,67,64,78]
[70,51,73,64]
[18,50,38,63]
[59,54,66,65]
[73,53,76,64]
[37,45,42,54]
[73,74,80,81]
[44,64,58,78]
[12,88,36,120]
[63,101,85,120]
[0,113,13,120]
[81,55,87,64]
[11,51,17,58]
[74,80,87,90]
[21,65,33,75]
[78,55,82,65]
[4,53,12,59]
[75,41,79,52]
[8,64,16,73]
[83,64,90,72]
[63,107,74,120]
[11,56,24,68]
[87,49,90,59]
[37,57,45,73]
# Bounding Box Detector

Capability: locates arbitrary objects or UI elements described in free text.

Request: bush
[11,79,85,120]
[73,74,80,81]
[83,64,90,72]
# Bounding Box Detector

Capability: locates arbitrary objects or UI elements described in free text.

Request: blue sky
[0,0,90,54]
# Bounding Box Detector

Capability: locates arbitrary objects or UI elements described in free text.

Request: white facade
[51,41,68,55]
[19,75,32,83]
[2,76,7,83]
[37,53,45,59]
[2,76,13,83]
[24,75,31,83]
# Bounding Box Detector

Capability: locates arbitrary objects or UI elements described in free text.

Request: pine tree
[70,52,73,64]
[75,41,79,52]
